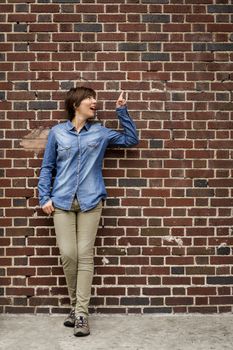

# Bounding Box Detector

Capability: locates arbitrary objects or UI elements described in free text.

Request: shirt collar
[66,119,91,132]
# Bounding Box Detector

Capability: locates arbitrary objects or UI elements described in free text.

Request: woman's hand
[116,91,127,108]
[42,199,55,216]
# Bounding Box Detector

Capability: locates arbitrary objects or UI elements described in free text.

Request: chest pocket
[57,144,73,161]
[87,140,101,149]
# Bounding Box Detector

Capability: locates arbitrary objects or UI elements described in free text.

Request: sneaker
[63,308,75,327]
[73,315,90,337]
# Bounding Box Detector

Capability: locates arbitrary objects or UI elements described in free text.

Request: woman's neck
[71,114,87,133]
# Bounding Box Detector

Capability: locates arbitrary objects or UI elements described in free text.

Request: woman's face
[75,96,97,119]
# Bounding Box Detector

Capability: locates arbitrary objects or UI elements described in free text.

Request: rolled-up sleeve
[107,106,139,147]
[37,128,57,207]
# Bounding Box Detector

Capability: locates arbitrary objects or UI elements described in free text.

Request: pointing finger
[118,91,124,100]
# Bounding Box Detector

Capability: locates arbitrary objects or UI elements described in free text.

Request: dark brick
[13,199,27,206]
[29,101,57,110]
[207,276,233,284]
[127,247,140,255]
[16,4,29,12]
[74,43,101,52]
[5,307,34,314]
[208,5,233,13]
[53,0,80,2]
[193,43,207,51]
[0,34,4,42]
[14,24,27,32]
[0,92,5,100]
[142,15,170,23]
[141,227,169,236]
[106,198,119,206]
[60,5,75,13]
[83,15,97,22]
[15,43,28,51]
[194,179,208,187]
[0,53,5,61]
[207,43,233,51]
[0,73,5,80]
[37,308,50,314]
[118,43,147,51]
[74,24,102,32]
[82,52,95,61]
[150,140,163,148]
[38,15,52,23]
[121,297,149,305]
[14,102,27,110]
[97,247,126,255]
[171,267,184,275]
[143,307,172,313]
[216,93,229,101]
[142,0,168,3]
[15,82,28,90]
[12,238,26,246]
[196,82,209,92]
[14,218,27,226]
[142,53,169,61]
[60,81,74,90]
[186,189,214,197]
[119,179,146,187]
[217,246,230,255]
[148,43,161,51]
[14,298,27,306]
[15,257,28,265]
[172,93,185,101]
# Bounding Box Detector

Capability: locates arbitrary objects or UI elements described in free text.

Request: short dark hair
[65,86,96,121]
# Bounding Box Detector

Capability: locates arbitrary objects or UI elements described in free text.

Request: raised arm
[107,91,139,148]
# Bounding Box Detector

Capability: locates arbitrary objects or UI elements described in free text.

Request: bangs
[65,86,96,121]
[83,88,96,99]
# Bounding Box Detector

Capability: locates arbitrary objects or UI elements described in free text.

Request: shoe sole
[74,332,90,337]
[64,322,75,328]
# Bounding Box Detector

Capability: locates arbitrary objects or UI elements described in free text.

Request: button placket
[75,134,81,204]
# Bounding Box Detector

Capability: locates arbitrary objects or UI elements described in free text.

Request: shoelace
[75,315,88,327]
[69,308,75,319]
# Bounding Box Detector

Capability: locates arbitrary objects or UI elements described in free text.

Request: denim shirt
[37,105,139,212]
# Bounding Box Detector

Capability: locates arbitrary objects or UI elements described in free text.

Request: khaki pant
[52,197,103,317]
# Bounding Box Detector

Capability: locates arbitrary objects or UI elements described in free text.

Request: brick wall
[1,0,233,315]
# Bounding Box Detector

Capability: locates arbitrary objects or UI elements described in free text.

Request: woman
[37,86,139,337]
